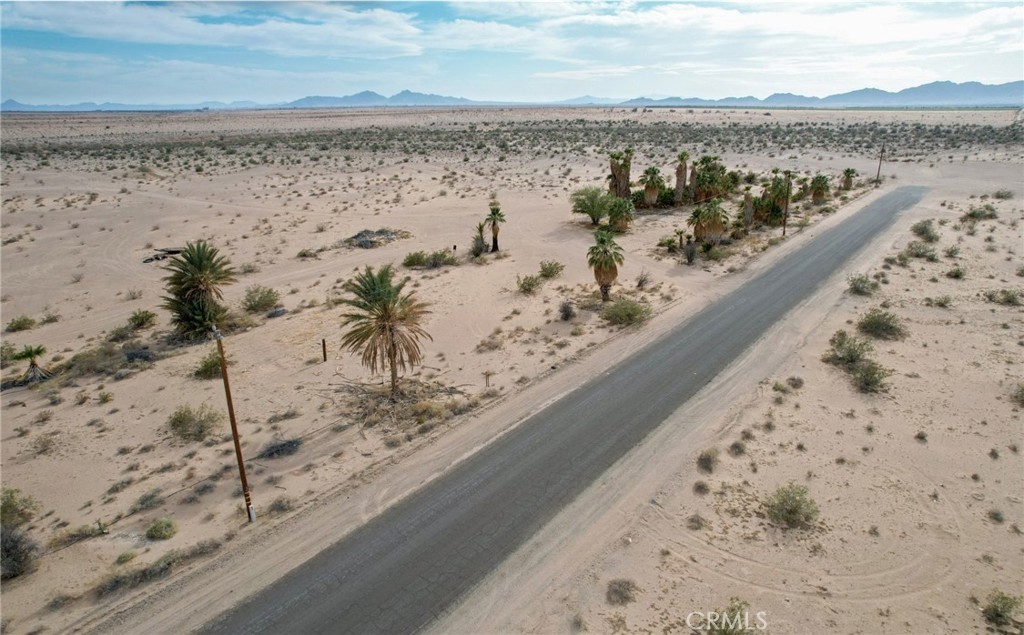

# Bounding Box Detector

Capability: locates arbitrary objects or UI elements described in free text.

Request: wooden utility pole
[321,338,327,363]
[212,327,255,523]
[875,142,885,186]
[782,170,793,237]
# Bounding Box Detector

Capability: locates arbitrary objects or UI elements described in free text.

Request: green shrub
[944,246,960,258]
[403,250,428,267]
[167,404,222,441]
[982,589,1022,625]
[128,309,157,330]
[131,489,164,513]
[992,189,1014,200]
[0,341,16,368]
[1,488,39,527]
[5,316,35,332]
[847,274,879,296]
[984,289,1022,306]
[857,308,907,340]
[765,483,819,528]
[1,524,39,580]
[706,597,755,635]
[903,241,937,261]
[427,250,458,268]
[930,295,952,309]
[945,265,965,279]
[146,518,177,540]
[960,205,997,222]
[605,579,638,605]
[242,285,280,313]
[193,350,224,379]
[853,360,892,393]
[538,260,565,279]
[602,299,652,326]
[516,274,543,295]
[910,219,940,243]
[115,550,137,565]
[822,330,873,368]
[107,325,133,343]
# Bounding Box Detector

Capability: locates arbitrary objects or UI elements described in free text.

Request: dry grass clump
[982,589,1022,625]
[168,404,222,441]
[94,540,221,597]
[847,273,879,296]
[606,579,638,605]
[697,448,719,473]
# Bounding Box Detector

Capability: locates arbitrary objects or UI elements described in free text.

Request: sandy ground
[0,107,1021,634]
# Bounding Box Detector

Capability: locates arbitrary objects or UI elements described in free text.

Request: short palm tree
[484,203,505,252]
[339,265,432,399]
[14,345,50,383]
[842,168,857,190]
[570,186,611,225]
[638,166,664,207]
[162,240,236,339]
[587,230,625,302]
[674,151,690,204]
[687,198,730,246]
[810,174,831,204]
[607,198,635,232]
[471,221,488,257]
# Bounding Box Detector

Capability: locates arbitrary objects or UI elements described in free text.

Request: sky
[1,1,1022,105]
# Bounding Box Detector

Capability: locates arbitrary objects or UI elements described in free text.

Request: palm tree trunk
[674,163,686,204]
[743,191,754,229]
[644,184,658,207]
[491,227,499,252]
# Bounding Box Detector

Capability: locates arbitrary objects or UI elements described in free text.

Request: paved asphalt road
[204,187,926,635]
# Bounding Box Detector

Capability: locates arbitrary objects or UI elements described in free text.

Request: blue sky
[2,1,1022,104]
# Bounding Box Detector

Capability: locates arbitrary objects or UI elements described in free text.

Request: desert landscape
[1,106,1022,634]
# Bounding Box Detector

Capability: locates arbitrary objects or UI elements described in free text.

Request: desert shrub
[728,441,746,456]
[687,514,707,530]
[765,483,819,528]
[116,550,137,565]
[697,448,719,473]
[983,589,1022,625]
[822,330,873,368]
[930,295,953,308]
[0,341,16,368]
[1010,384,1024,408]
[50,524,101,548]
[426,250,458,268]
[559,300,576,321]
[960,205,997,222]
[257,438,302,459]
[606,579,638,605]
[242,285,280,313]
[267,496,294,515]
[1,524,39,579]
[266,408,301,424]
[602,299,652,326]
[853,360,892,393]
[167,404,222,441]
[146,518,177,540]
[984,289,1022,306]
[539,260,565,279]
[910,219,940,243]
[706,597,755,635]
[786,376,804,389]
[107,325,133,343]
[470,234,488,258]
[516,274,542,295]
[903,241,937,261]
[847,274,879,296]
[1,488,39,527]
[944,245,960,258]
[403,251,428,267]
[945,265,965,279]
[857,309,907,340]
[128,309,157,330]
[5,316,35,332]
[131,489,164,513]
[296,248,317,259]
[193,350,224,379]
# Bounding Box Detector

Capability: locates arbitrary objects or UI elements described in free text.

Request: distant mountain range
[3,81,1021,112]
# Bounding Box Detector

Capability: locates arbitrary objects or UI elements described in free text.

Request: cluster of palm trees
[570,187,635,232]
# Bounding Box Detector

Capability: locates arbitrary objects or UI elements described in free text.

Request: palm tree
[471,221,488,257]
[587,230,625,302]
[674,151,690,204]
[570,186,611,225]
[607,197,635,233]
[742,186,754,230]
[608,148,634,200]
[810,174,830,205]
[687,198,729,246]
[674,227,687,250]
[842,168,857,190]
[638,166,664,207]
[692,155,730,202]
[339,265,432,399]
[14,345,50,383]
[484,203,505,252]
[162,239,236,339]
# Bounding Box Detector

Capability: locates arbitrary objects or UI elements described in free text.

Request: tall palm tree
[484,203,506,252]
[607,198,635,233]
[570,186,611,225]
[810,174,830,204]
[687,198,730,246]
[608,148,634,200]
[14,345,50,383]
[674,151,690,204]
[339,265,432,399]
[842,168,857,190]
[638,166,664,207]
[162,239,236,339]
[587,230,625,302]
